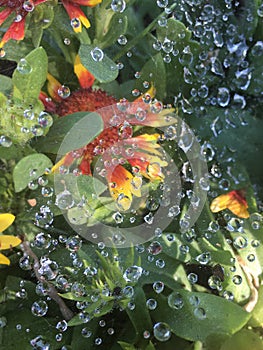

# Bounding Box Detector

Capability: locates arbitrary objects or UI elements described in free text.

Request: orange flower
[0,0,47,48]
[0,213,21,265]
[210,190,249,219]
[61,0,102,32]
[44,58,176,211]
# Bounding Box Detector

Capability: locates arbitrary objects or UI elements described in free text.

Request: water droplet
[153,40,162,51]
[38,111,53,128]
[117,35,127,45]
[81,328,92,338]
[64,38,71,45]
[153,322,171,342]
[71,17,81,30]
[66,237,82,252]
[123,266,143,282]
[56,320,68,332]
[111,0,126,13]
[251,41,263,56]
[0,317,7,328]
[0,135,12,147]
[200,142,215,162]
[157,0,168,7]
[195,252,211,265]
[153,281,164,293]
[34,232,51,249]
[23,0,35,12]
[257,4,263,17]
[232,275,242,285]
[57,85,71,99]
[187,272,198,284]
[211,57,224,77]
[17,58,32,74]
[148,241,162,255]
[208,275,222,291]
[194,307,206,320]
[0,48,6,58]
[55,190,74,210]
[23,108,35,120]
[217,87,230,107]
[31,300,48,317]
[168,292,184,309]
[116,193,132,211]
[146,298,157,310]
[179,46,193,66]
[233,236,248,249]
[91,47,104,63]
[189,295,200,307]
[30,335,50,349]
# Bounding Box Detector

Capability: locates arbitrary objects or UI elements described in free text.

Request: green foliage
[0,0,262,349]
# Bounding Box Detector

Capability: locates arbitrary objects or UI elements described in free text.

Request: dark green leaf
[79,44,119,83]
[34,112,103,154]
[151,290,250,342]
[12,47,48,104]
[0,75,12,95]
[13,153,53,192]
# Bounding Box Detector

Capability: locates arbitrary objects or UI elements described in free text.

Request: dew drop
[23,0,35,12]
[153,322,171,342]
[111,0,126,12]
[153,281,164,293]
[31,300,48,317]
[71,17,81,30]
[55,190,74,210]
[57,85,71,99]
[0,48,6,58]
[0,135,12,147]
[217,87,230,107]
[123,266,143,282]
[91,47,104,62]
[194,307,206,320]
[17,58,32,74]
[146,298,157,310]
[168,292,184,309]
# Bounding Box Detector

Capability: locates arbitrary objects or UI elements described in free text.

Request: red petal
[0,18,26,46]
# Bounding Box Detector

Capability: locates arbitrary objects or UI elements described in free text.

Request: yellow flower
[0,213,21,265]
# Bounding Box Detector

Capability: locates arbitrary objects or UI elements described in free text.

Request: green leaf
[151,290,250,342]
[79,44,119,83]
[12,47,48,104]
[249,285,263,327]
[95,14,128,49]
[0,75,12,95]
[13,153,53,192]
[33,112,103,154]
[219,329,263,350]
[118,342,137,350]
[126,286,152,344]
[134,53,166,100]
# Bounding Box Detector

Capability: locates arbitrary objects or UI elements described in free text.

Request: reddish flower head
[43,58,177,211]
[0,0,47,48]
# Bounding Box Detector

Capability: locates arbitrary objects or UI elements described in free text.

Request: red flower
[61,0,102,32]
[44,59,176,211]
[0,0,47,48]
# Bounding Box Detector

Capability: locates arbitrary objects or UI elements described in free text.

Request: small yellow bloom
[0,213,21,266]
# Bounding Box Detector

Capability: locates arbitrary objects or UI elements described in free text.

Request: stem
[112,3,177,61]
[21,241,74,321]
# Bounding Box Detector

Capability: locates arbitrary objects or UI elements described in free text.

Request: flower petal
[74,55,95,88]
[62,0,91,32]
[0,213,15,232]
[0,8,13,26]
[0,253,10,265]
[73,0,102,5]
[0,18,26,47]
[210,190,249,219]
[47,73,63,102]
[0,235,21,250]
